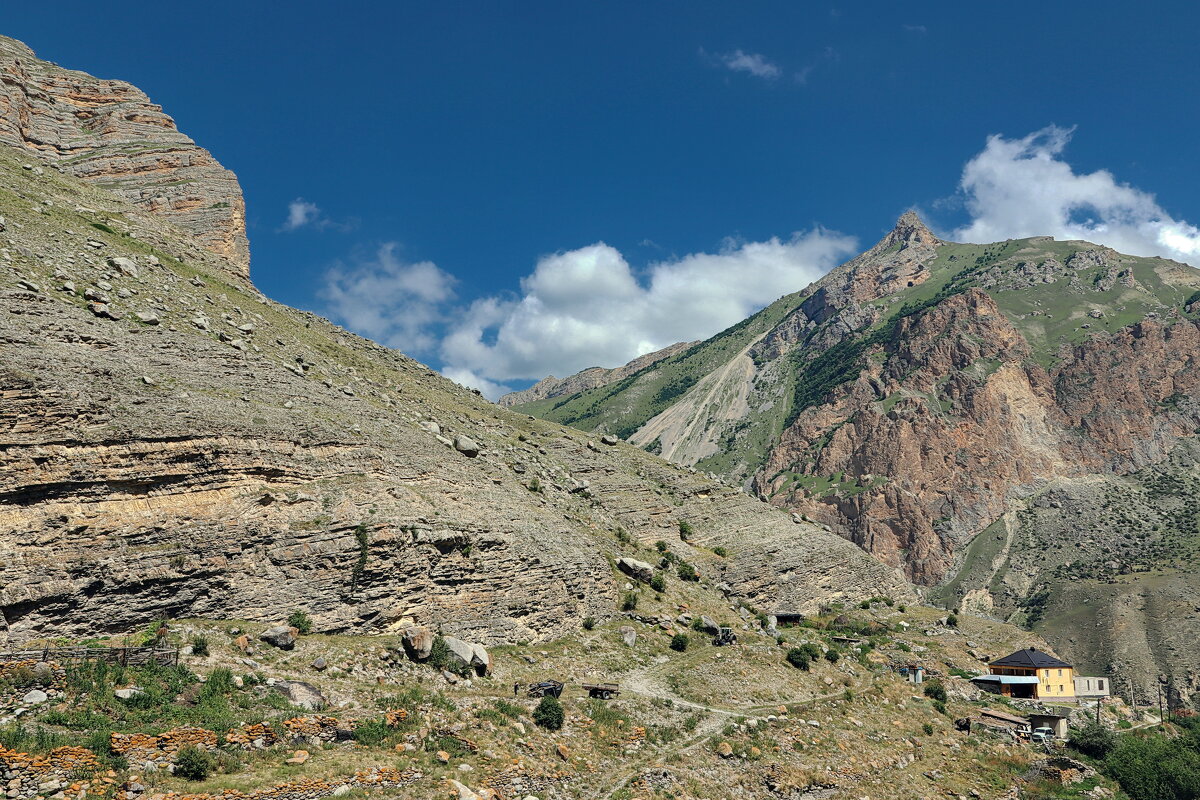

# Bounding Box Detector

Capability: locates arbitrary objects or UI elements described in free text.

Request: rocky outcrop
[499,341,697,407]
[0,35,248,276]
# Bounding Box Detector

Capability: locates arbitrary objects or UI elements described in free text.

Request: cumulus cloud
[280,198,356,232]
[720,49,782,79]
[319,243,457,355]
[437,230,858,396]
[952,126,1200,264]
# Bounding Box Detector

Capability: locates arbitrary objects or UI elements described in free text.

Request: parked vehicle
[713,627,738,646]
[1030,726,1056,742]
[582,682,620,699]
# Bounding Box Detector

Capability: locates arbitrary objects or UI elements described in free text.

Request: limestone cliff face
[0,35,249,277]
[498,341,698,408]
[0,134,908,647]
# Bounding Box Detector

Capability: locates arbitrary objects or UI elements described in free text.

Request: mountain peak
[884,210,938,248]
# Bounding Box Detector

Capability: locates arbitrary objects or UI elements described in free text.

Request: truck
[713,627,738,646]
[582,682,620,699]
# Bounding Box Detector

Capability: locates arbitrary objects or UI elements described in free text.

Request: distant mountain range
[513,211,1200,704]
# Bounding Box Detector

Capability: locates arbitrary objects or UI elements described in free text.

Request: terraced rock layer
[0,35,248,276]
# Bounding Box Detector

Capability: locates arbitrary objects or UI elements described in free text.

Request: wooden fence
[0,645,179,667]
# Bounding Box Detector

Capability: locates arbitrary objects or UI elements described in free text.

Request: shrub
[532,696,564,730]
[582,617,596,631]
[678,520,694,541]
[655,540,668,552]
[824,649,840,663]
[932,700,947,715]
[616,528,630,543]
[860,600,870,609]
[174,746,214,781]
[946,614,959,628]
[923,723,934,736]
[786,648,811,671]
[352,718,389,746]
[189,635,209,657]
[923,680,947,703]
[620,592,638,611]
[1068,722,1116,759]
[677,562,698,582]
[650,572,666,593]
[492,699,523,719]
[712,546,728,558]
[670,634,689,652]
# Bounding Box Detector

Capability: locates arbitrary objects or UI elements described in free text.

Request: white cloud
[952,126,1200,264]
[437,230,858,397]
[720,49,781,79]
[281,199,322,231]
[319,243,457,355]
[280,198,356,233]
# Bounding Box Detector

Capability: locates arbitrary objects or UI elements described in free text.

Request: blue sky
[6,2,1199,396]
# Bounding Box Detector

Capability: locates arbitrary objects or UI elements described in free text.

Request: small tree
[655,540,668,553]
[824,648,840,663]
[174,746,214,781]
[287,609,313,635]
[946,614,959,628]
[621,592,638,611]
[677,562,698,582]
[786,648,811,671]
[533,696,564,730]
[670,633,689,652]
[650,572,666,593]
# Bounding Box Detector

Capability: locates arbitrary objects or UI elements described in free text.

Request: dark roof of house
[989,647,1072,669]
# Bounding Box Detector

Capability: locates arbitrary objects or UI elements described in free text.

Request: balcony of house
[971,673,1041,699]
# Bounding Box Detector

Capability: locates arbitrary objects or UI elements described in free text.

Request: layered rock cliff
[0,102,907,647]
[0,35,248,276]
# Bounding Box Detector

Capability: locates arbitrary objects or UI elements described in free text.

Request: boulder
[284,750,309,765]
[600,434,619,445]
[311,656,328,671]
[470,642,492,675]
[275,680,326,711]
[401,626,434,661]
[113,687,145,701]
[620,626,637,647]
[453,435,481,457]
[697,615,720,635]
[716,741,734,758]
[21,689,48,705]
[448,780,481,800]
[109,257,139,278]
[260,625,297,650]
[442,636,477,669]
[617,557,654,584]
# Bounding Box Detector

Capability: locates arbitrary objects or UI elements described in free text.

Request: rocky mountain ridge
[516,213,1200,702]
[0,35,248,276]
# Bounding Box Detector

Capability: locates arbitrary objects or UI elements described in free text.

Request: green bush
[923,680,947,703]
[174,746,214,781]
[352,718,389,746]
[712,546,728,558]
[621,592,638,611]
[946,614,959,628]
[1068,722,1116,759]
[677,562,698,582]
[824,648,840,663]
[670,634,689,652]
[786,648,811,671]
[922,723,934,736]
[582,617,596,631]
[189,635,209,657]
[532,696,564,730]
[678,520,694,541]
[650,572,666,592]
[655,540,668,552]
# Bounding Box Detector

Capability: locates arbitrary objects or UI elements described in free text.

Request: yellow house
[972,647,1075,700]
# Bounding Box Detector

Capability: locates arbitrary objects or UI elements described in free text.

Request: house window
[1058,669,1063,677]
